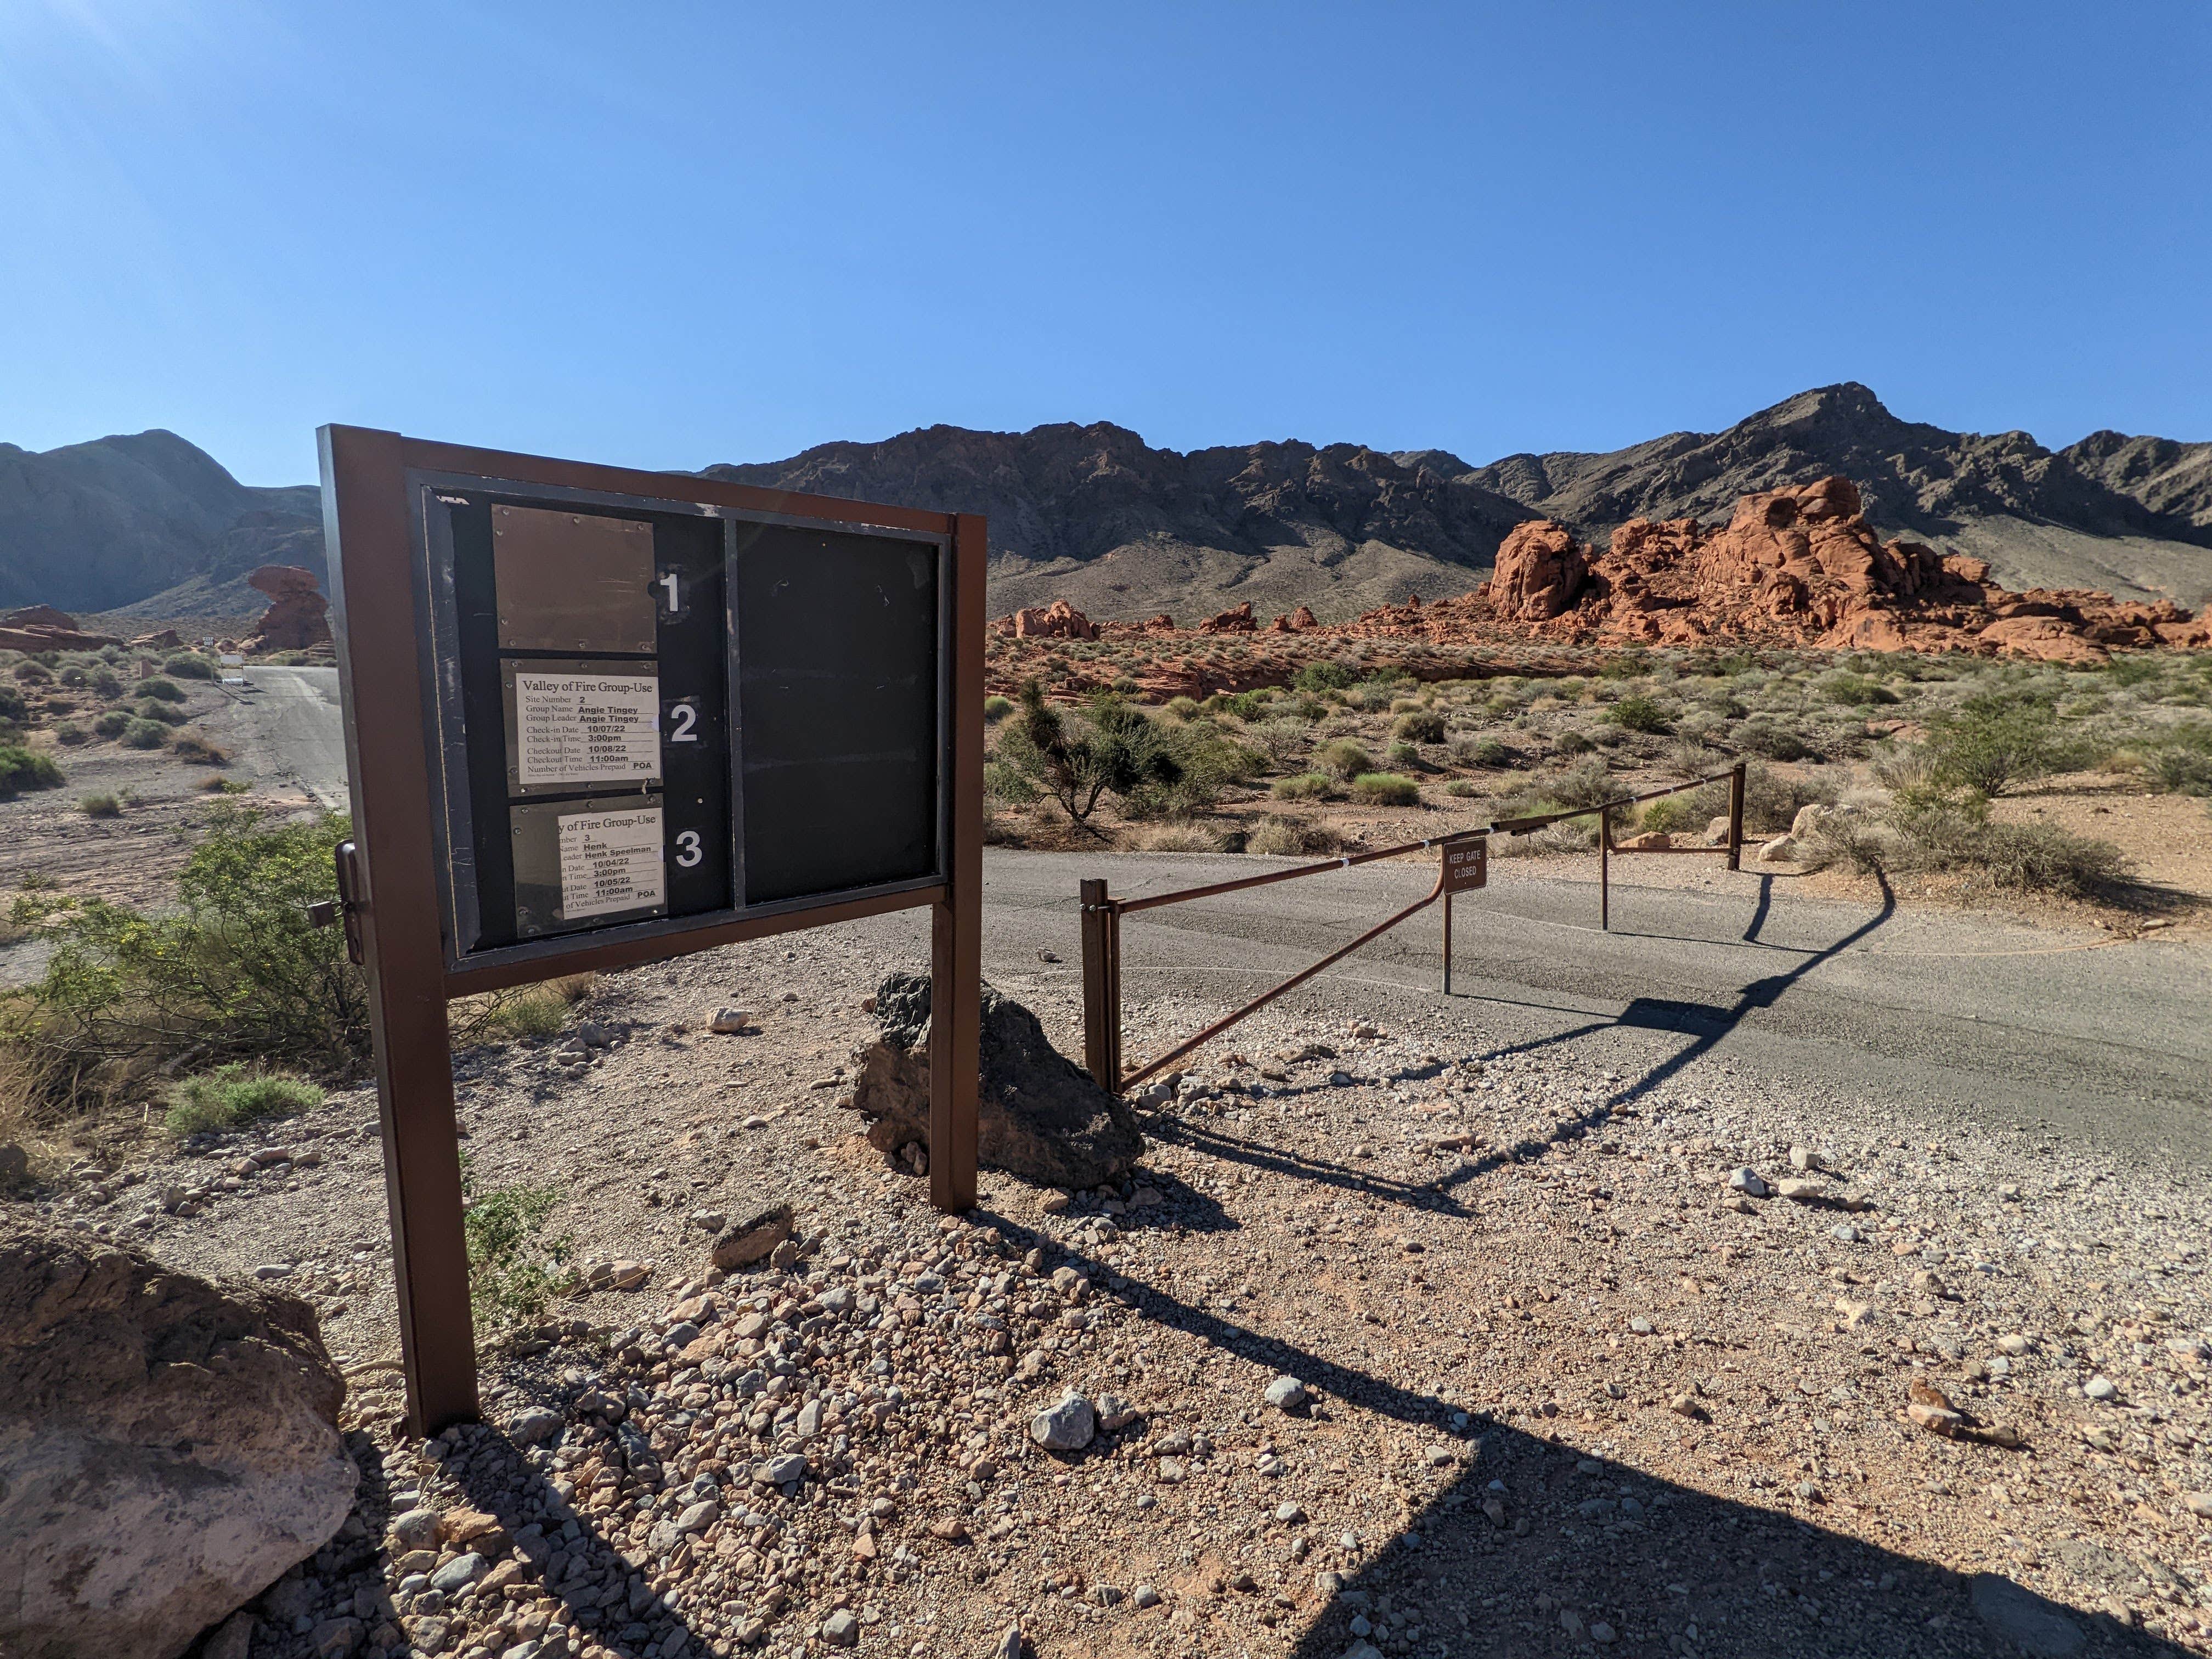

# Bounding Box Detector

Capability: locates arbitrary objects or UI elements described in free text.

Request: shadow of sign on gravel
[1285,1420,2180,1659]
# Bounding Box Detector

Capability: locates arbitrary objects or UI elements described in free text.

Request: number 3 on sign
[674,830,702,868]
[667,702,698,742]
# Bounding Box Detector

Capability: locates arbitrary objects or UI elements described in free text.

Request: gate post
[1080,878,1115,1090]
[1600,812,1611,933]
[1727,760,1747,872]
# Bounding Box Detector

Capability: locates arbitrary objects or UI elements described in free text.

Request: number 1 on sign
[659,571,679,612]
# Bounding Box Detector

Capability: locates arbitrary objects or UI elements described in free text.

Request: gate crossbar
[1079,761,1746,1093]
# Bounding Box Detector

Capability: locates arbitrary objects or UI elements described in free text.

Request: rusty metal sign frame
[319,425,985,1435]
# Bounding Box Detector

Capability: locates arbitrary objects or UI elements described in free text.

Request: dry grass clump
[452,973,597,1046]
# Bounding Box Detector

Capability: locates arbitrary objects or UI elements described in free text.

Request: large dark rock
[845,972,1143,1189]
[0,1210,355,1659]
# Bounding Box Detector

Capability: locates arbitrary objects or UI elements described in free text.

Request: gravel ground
[26,919,2212,1659]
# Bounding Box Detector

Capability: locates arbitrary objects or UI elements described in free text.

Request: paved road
[971,849,2212,1169]
[208,665,349,808]
[213,676,2210,1163]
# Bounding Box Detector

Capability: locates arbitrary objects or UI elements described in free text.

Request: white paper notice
[556,807,665,919]
[515,672,661,787]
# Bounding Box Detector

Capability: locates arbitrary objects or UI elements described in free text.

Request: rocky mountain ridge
[4,385,2207,619]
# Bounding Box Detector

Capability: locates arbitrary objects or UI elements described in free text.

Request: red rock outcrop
[242,566,331,652]
[1489,521,1590,619]
[1198,601,1257,634]
[995,599,1097,641]
[0,606,123,653]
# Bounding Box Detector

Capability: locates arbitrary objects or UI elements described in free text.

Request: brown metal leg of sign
[320,426,479,1435]
[929,512,987,1212]
[1728,760,1746,872]
[1080,879,1115,1089]
[1442,889,1452,995]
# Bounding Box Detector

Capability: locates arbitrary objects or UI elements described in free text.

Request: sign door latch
[304,840,369,965]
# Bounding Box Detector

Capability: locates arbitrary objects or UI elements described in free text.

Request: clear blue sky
[3,1,2205,486]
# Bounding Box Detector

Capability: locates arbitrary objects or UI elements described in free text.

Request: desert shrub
[90,667,123,698]
[983,695,1014,724]
[162,1064,323,1137]
[1271,771,1339,801]
[1806,789,2126,898]
[1870,741,1940,792]
[1212,689,1274,722]
[1350,772,1420,805]
[1817,670,1899,707]
[1737,719,1810,761]
[58,665,88,689]
[201,776,250,794]
[163,655,217,681]
[1555,729,1594,757]
[1293,662,1356,693]
[1740,761,1838,834]
[0,747,63,799]
[1163,696,1201,720]
[1136,825,1220,852]
[1246,718,1312,768]
[1925,693,2059,795]
[170,733,230,765]
[990,681,1183,831]
[121,718,170,749]
[9,805,367,1088]
[1443,779,1481,798]
[52,722,89,747]
[136,700,189,726]
[1246,815,1340,856]
[1385,741,1421,768]
[461,1153,575,1344]
[1607,694,1673,734]
[1393,709,1447,744]
[78,794,121,818]
[1639,794,1702,834]
[1452,735,1510,768]
[2138,723,2212,798]
[139,678,186,703]
[13,663,52,685]
[1315,738,1374,780]
[0,684,24,724]
[92,709,131,738]
[453,972,595,1046]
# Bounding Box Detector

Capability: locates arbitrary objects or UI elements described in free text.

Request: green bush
[1926,694,2058,795]
[1555,729,1594,756]
[121,718,169,749]
[1245,815,1338,856]
[162,1064,323,1137]
[91,667,123,698]
[139,678,187,703]
[1315,738,1375,780]
[78,794,120,818]
[1809,790,2126,898]
[1392,709,1447,744]
[1293,662,1356,693]
[13,663,52,685]
[1817,670,1900,707]
[137,699,189,726]
[1211,689,1273,722]
[0,746,64,799]
[2140,723,2212,798]
[989,681,1184,831]
[0,684,24,724]
[462,1153,575,1344]
[52,722,88,747]
[1607,694,1673,734]
[9,805,368,1081]
[162,656,217,681]
[1350,772,1420,805]
[983,695,1014,724]
[1164,696,1201,719]
[1271,771,1339,800]
[92,710,131,738]
[170,732,230,765]
[1444,779,1481,798]
[1453,735,1510,768]
[1385,741,1421,768]
[1639,794,1701,834]
[1737,719,1810,762]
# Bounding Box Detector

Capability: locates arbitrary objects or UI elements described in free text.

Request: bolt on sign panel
[411,471,949,970]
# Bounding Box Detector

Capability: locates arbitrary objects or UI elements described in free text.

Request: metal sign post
[319,426,984,1434]
[1441,836,1487,994]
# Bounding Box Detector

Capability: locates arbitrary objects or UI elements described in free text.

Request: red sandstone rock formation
[1198,601,1257,634]
[242,566,331,653]
[0,606,123,653]
[1488,521,1590,619]
[994,600,1097,640]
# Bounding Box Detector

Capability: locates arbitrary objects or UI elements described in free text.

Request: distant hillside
[704,425,1537,624]
[0,430,323,614]
[4,387,2208,621]
[1408,383,2212,607]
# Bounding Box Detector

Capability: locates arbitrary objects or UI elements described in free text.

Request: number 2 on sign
[668,703,697,742]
